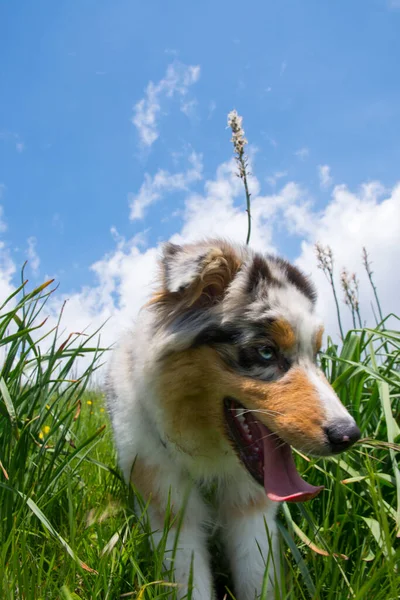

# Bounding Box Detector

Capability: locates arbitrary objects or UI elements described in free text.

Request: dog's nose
[325,421,361,453]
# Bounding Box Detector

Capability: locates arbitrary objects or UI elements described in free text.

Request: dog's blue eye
[258,347,274,361]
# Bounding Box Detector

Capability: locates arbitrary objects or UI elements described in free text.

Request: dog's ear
[246,254,274,295]
[157,241,242,308]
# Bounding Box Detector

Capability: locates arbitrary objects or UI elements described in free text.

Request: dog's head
[148,239,360,502]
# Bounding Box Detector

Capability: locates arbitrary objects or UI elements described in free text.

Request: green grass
[0,279,399,599]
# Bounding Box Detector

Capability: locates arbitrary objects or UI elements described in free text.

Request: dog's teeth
[236,412,246,426]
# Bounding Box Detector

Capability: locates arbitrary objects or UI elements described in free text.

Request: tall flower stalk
[362,247,384,324]
[341,268,362,329]
[315,242,345,340]
[227,110,252,245]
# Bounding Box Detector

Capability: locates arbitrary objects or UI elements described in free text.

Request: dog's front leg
[219,487,281,600]
[131,456,215,600]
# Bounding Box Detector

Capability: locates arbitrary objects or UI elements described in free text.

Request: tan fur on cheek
[234,369,326,450]
[269,319,296,351]
[156,348,231,459]
[157,348,327,457]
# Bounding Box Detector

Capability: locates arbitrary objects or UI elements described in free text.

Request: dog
[106,239,360,600]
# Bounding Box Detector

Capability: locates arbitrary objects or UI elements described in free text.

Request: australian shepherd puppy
[106,239,360,600]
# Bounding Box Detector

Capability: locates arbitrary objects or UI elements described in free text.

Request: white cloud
[132,61,200,148]
[388,0,400,8]
[267,171,288,187]
[180,99,198,118]
[26,153,399,376]
[0,247,16,370]
[48,245,158,346]
[177,173,307,255]
[40,242,160,382]
[0,203,16,313]
[0,242,15,305]
[280,61,287,76]
[129,151,203,220]
[318,164,333,189]
[173,158,271,252]
[39,159,314,373]
[292,181,400,337]
[27,237,40,275]
[38,158,293,374]
[295,147,309,160]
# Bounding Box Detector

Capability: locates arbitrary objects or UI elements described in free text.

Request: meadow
[0,107,399,600]
[0,253,399,600]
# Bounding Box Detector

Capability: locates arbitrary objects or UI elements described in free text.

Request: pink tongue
[249,417,323,503]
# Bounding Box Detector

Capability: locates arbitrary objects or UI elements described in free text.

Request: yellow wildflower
[39,425,51,440]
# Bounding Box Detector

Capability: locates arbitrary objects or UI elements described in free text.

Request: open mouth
[224,397,324,503]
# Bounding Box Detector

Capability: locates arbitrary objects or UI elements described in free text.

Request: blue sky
[0,0,399,343]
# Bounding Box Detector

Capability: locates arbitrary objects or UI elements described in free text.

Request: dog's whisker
[242,408,284,417]
[273,440,288,453]
[229,408,284,417]
[255,431,280,443]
